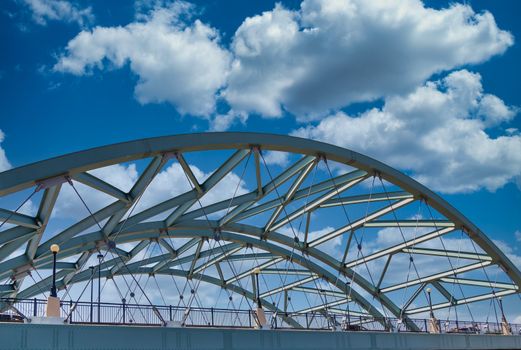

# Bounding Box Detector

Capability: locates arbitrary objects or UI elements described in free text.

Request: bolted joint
[213,228,222,241]
[105,239,116,250]
[315,153,327,163]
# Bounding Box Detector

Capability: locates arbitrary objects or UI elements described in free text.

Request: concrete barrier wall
[0,323,520,350]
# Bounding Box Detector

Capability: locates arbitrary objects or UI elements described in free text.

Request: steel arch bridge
[0,133,519,329]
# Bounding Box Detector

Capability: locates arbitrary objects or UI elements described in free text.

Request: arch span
[0,133,519,327]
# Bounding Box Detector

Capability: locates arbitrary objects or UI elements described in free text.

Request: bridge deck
[1,323,520,350]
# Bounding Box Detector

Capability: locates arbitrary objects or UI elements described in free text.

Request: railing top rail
[1,297,520,335]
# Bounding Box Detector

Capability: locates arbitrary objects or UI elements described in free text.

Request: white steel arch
[0,133,519,328]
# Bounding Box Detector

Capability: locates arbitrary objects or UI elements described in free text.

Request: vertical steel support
[50,251,57,297]
[122,298,126,324]
[89,267,94,323]
[97,254,102,323]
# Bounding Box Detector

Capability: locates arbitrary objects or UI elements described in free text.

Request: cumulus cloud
[294,70,521,193]
[137,162,248,212]
[54,2,231,117]
[0,129,12,172]
[21,0,93,27]
[492,239,521,267]
[224,0,513,119]
[262,151,290,167]
[54,163,139,219]
[53,160,248,225]
[208,112,247,132]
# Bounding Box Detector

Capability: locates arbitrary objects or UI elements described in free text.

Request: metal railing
[1,298,520,335]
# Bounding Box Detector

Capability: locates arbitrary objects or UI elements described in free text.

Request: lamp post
[50,244,60,297]
[253,268,267,328]
[426,287,439,333]
[45,244,61,318]
[254,268,261,307]
[426,288,433,318]
[97,253,103,323]
[498,297,505,320]
[498,296,512,335]
[89,266,94,323]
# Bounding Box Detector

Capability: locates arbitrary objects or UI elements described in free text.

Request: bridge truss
[0,133,519,329]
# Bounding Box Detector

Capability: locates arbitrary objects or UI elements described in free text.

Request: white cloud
[138,162,248,213]
[262,151,290,167]
[307,226,341,255]
[22,0,93,27]
[0,129,12,172]
[493,239,521,267]
[54,163,138,219]
[224,0,513,119]
[53,160,248,225]
[293,70,521,193]
[208,112,247,132]
[54,2,231,117]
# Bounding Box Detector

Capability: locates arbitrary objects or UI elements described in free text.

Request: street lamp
[498,296,512,335]
[426,287,434,318]
[50,244,60,297]
[254,268,261,307]
[498,297,505,319]
[89,266,94,323]
[253,268,267,329]
[426,287,440,333]
[97,253,103,323]
[44,244,62,318]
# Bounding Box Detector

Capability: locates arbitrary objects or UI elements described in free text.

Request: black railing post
[248,310,252,328]
[89,266,94,323]
[211,307,214,326]
[69,300,73,323]
[97,254,102,324]
[305,312,309,329]
[169,305,173,321]
[33,298,37,317]
[122,298,126,324]
[424,319,428,332]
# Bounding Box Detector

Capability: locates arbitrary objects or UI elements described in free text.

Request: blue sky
[1,0,519,243]
[0,0,520,321]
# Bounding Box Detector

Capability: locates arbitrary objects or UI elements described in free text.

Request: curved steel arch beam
[11,222,406,328]
[0,133,519,326]
[0,133,518,287]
